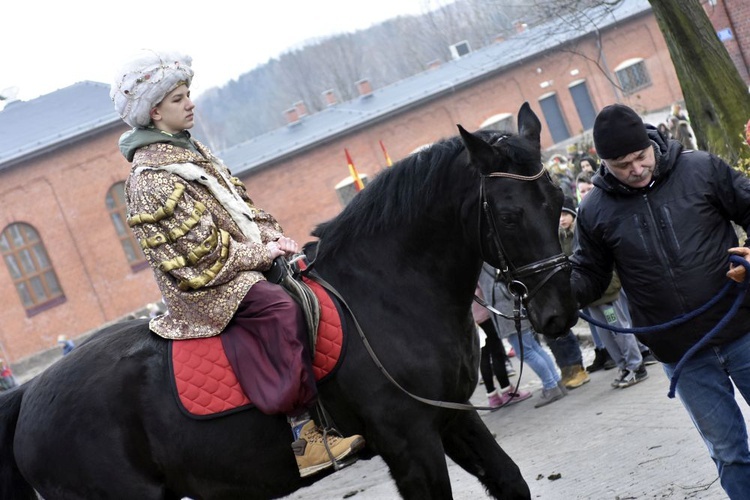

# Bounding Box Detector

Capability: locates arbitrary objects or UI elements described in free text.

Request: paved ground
[281,328,746,500]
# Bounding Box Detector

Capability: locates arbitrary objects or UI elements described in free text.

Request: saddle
[170,253,346,418]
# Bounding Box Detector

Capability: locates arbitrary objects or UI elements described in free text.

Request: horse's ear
[517,102,541,148]
[457,124,495,171]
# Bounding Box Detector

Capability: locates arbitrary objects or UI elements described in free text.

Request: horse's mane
[312,129,539,254]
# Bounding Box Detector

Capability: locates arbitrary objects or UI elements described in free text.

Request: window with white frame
[1,223,65,314]
[106,182,147,270]
[614,58,652,94]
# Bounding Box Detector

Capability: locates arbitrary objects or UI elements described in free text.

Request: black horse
[0,102,577,499]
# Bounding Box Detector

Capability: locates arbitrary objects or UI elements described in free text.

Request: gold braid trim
[230,176,245,187]
[140,233,168,249]
[128,183,185,226]
[157,227,219,272]
[168,202,206,240]
[176,229,231,291]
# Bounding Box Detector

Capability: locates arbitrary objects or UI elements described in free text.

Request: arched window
[106,182,147,270]
[614,58,652,95]
[0,223,65,314]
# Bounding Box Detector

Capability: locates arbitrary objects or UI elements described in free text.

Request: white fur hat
[110,50,194,128]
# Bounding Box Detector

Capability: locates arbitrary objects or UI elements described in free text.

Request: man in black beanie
[570,102,750,499]
[591,104,655,189]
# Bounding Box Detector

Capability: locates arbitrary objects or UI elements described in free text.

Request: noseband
[478,164,571,307]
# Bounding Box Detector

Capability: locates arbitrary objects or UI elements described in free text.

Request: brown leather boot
[293,421,365,477]
[564,364,591,389]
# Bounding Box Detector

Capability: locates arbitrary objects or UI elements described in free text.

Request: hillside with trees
[193,0,529,150]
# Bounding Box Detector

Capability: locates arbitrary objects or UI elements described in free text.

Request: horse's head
[459,102,578,337]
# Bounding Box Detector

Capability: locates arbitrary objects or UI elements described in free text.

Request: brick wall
[0,128,161,361]
[704,0,750,83]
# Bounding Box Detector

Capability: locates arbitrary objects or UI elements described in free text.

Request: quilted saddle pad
[170,277,345,418]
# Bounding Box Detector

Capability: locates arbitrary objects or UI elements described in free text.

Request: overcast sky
[1,0,446,102]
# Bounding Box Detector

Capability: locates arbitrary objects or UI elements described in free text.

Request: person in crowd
[0,358,17,391]
[478,263,567,408]
[571,103,750,498]
[473,285,532,409]
[656,122,671,141]
[57,335,75,356]
[578,155,597,175]
[576,172,658,370]
[109,49,363,477]
[546,155,576,202]
[666,102,696,150]
[570,182,650,388]
[551,199,592,390]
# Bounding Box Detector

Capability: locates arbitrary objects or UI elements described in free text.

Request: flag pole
[379,140,393,167]
[345,148,365,191]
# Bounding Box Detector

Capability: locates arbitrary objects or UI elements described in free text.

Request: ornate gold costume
[125,141,283,339]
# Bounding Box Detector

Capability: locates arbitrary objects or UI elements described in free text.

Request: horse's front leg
[442,410,530,500]
[369,420,454,499]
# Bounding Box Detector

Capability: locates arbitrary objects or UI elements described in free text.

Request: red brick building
[705,0,750,84]
[0,0,744,364]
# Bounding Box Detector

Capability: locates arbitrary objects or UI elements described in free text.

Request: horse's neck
[317,233,479,307]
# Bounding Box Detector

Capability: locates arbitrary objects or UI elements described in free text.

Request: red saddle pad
[170,277,344,418]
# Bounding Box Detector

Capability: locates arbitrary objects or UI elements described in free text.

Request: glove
[727,247,750,283]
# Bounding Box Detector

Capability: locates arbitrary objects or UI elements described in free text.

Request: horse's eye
[497,212,519,226]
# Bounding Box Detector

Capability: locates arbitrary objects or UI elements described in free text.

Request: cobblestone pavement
[282,331,746,500]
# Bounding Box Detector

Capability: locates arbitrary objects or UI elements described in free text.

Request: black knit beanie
[593,104,651,159]
[561,196,577,218]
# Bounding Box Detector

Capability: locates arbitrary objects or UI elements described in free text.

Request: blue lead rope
[577,255,750,398]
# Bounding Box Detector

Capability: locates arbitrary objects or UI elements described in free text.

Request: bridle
[478,161,571,311]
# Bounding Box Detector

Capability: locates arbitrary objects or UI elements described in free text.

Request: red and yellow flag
[345,148,365,192]
[379,140,393,167]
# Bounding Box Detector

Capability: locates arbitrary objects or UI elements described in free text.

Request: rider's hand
[727,247,750,283]
[266,237,299,260]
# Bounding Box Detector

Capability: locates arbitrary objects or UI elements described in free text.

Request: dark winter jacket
[571,127,750,363]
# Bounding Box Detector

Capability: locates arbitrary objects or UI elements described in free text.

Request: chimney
[426,59,442,71]
[513,21,527,33]
[293,100,307,117]
[284,107,300,125]
[356,79,373,98]
[449,41,471,60]
[493,34,506,43]
[322,89,338,106]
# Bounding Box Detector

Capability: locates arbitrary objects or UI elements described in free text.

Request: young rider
[110,49,364,477]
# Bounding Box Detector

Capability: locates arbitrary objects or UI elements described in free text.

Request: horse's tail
[0,385,36,499]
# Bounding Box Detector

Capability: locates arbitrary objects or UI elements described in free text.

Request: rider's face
[150,84,195,134]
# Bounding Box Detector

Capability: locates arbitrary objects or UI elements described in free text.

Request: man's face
[150,84,195,134]
[602,146,655,189]
[580,160,594,173]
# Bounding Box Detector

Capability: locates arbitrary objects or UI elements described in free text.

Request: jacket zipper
[642,193,688,311]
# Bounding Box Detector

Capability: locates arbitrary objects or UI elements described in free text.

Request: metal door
[539,93,571,144]
[569,80,597,131]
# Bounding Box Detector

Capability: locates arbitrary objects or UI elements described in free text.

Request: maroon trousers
[220,281,317,416]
